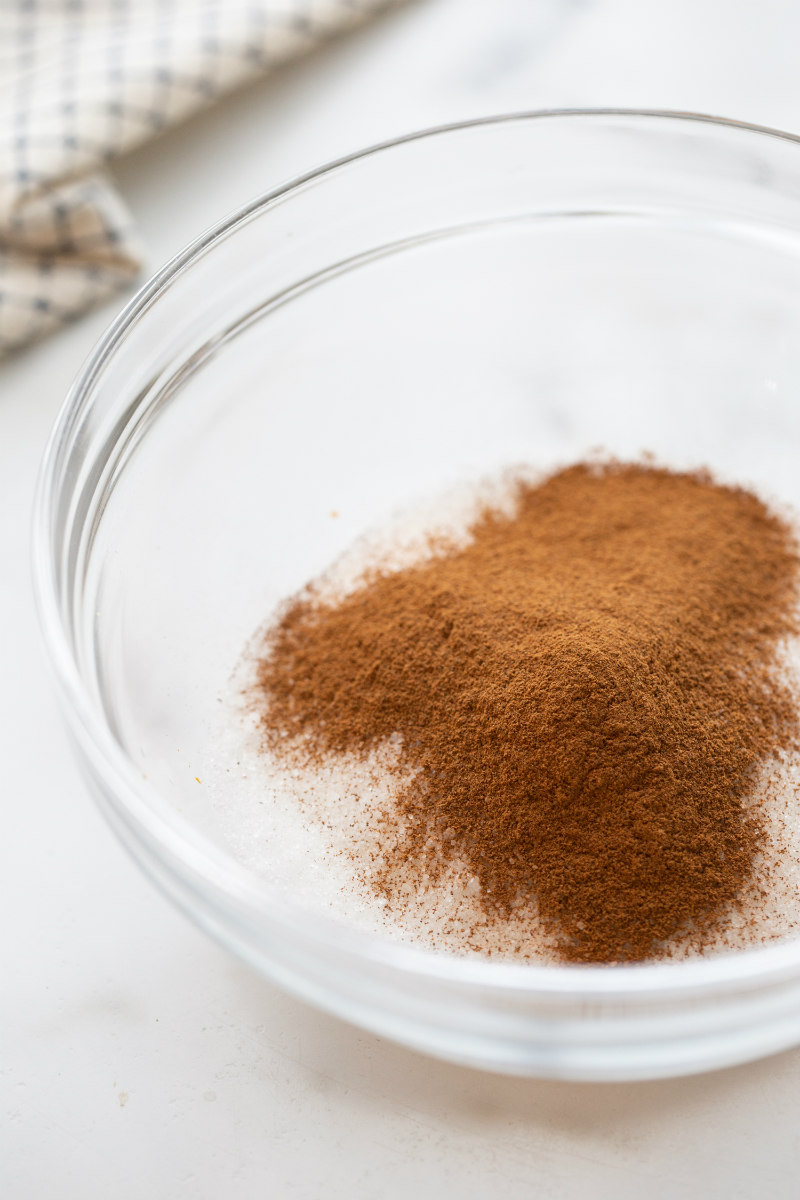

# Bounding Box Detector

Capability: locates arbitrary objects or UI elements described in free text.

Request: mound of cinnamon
[255,462,800,963]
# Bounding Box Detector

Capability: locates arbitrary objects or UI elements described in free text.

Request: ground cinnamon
[254,461,800,964]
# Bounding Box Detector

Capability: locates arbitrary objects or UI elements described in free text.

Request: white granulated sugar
[200,478,800,965]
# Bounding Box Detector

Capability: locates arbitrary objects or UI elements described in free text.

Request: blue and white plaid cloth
[0,0,400,356]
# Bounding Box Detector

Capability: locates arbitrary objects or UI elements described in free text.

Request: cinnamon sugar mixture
[251,462,800,964]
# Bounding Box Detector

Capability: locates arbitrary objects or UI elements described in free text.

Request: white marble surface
[5,1,800,1196]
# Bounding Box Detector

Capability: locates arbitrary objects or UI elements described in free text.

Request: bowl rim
[32,107,800,1000]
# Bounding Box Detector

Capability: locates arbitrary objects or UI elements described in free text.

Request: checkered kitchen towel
[0,0,401,357]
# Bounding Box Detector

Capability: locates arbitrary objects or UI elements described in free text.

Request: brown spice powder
[254,461,800,964]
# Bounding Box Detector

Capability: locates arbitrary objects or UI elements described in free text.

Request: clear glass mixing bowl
[34,111,800,1080]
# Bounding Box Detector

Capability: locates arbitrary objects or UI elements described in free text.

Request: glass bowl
[34,110,800,1081]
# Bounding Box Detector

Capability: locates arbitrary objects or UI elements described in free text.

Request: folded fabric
[0,0,400,357]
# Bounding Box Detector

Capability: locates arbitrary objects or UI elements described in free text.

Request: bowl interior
[54,113,800,962]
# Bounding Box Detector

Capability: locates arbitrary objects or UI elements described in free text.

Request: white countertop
[5,2,800,1196]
